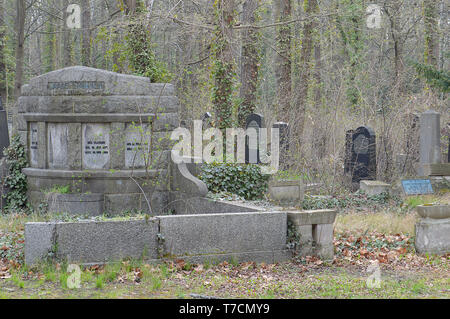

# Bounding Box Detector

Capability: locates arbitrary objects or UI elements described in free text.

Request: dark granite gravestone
[344,129,354,175]
[245,113,264,164]
[351,126,376,185]
[273,122,289,169]
[0,96,9,159]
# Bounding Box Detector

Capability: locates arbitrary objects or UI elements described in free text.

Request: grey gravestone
[273,122,289,169]
[344,129,354,175]
[351,126,376,185]
[418,110,441,175]
[245,113,264,164]
[401,179,433,195]
[0,96,9,159]
[82,124,110,169]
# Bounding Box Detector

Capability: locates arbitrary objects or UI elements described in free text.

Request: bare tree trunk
[0,0,6,101]
[239,0,260,127]
[292,0,317,151]
[14,0,26,100]
[63,0,73,67]
[423,0,438,67]
[274,0,291,123]
[213,0,235,130]
[81,0,91,66]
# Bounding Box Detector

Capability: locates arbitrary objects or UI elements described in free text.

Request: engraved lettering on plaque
[82,124,110,169]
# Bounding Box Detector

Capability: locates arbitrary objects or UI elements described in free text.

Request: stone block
[268,179,304,202]
[415,218,450,255]
[159,212,287,258]
[20,66,175,97]
[46,193,104,216]
[420,163,450,176]
[18,95,179,114]
[25,222,56,265]
[418,110,441,175]
[54,219,160,264]
[287,209,337,226]
[360,180,391,196]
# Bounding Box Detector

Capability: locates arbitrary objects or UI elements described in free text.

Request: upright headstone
[245,113,264,164]
[0,96,9,159]
[273,122,289,169]
[344,129,354,175]
[418,110,441,175]
[351,126,376,186]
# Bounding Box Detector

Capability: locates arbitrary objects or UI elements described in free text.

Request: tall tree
[423,0,438,67]
[81,0,91,66]
[292,0,318,145]
[274,0,291,122]
[212,0,235,129]
[0,0,6,100]
[13,0,26,100]
[62,0,73,67]
[238,0,260,127]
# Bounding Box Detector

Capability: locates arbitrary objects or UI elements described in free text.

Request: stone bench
[287,209,337,260]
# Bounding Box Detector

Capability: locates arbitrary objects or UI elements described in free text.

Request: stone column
[418,110,441,175]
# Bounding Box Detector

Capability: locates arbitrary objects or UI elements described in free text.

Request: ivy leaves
[199,162,269,200]
[2,135,28,212]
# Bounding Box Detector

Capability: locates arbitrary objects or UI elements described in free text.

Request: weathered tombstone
[418,110,441,175]
[351,126,376,187]
[0,96,9,159]
[245,113,264,164]
[344,129,354,175]
[17,66,179,214]
[273,122,289,169]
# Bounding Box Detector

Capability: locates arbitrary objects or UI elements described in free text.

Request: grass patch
[335,210,417,235]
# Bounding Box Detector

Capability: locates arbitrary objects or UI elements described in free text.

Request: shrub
[2,135,28,212]
[199,162,269,200]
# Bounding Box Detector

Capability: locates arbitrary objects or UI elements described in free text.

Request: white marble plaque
[82,124,110,169]
[125,123,151,168]
[29,123,39,167]
[47,123,68,169]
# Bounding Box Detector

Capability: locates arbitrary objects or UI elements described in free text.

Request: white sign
[366,4,382,29]
[66,4,81,29]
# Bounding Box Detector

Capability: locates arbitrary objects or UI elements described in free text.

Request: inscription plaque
[125,123,151,168]
[82,124,110,169]
[48,123,68,169]
[29,123,39,167]
[401,179,434,195]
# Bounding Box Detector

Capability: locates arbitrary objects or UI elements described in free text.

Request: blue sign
[401,179,434,195]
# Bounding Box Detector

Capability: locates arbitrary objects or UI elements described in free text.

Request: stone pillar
[418,110,441,175]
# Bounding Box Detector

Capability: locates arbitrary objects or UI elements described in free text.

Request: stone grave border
[25,209,337,265]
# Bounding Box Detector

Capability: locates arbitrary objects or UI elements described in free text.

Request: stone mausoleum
[17,66,179,214]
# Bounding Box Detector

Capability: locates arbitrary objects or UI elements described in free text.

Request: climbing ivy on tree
[211,0,236,130]
[125,19,171,83]
[411,59,450,94]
